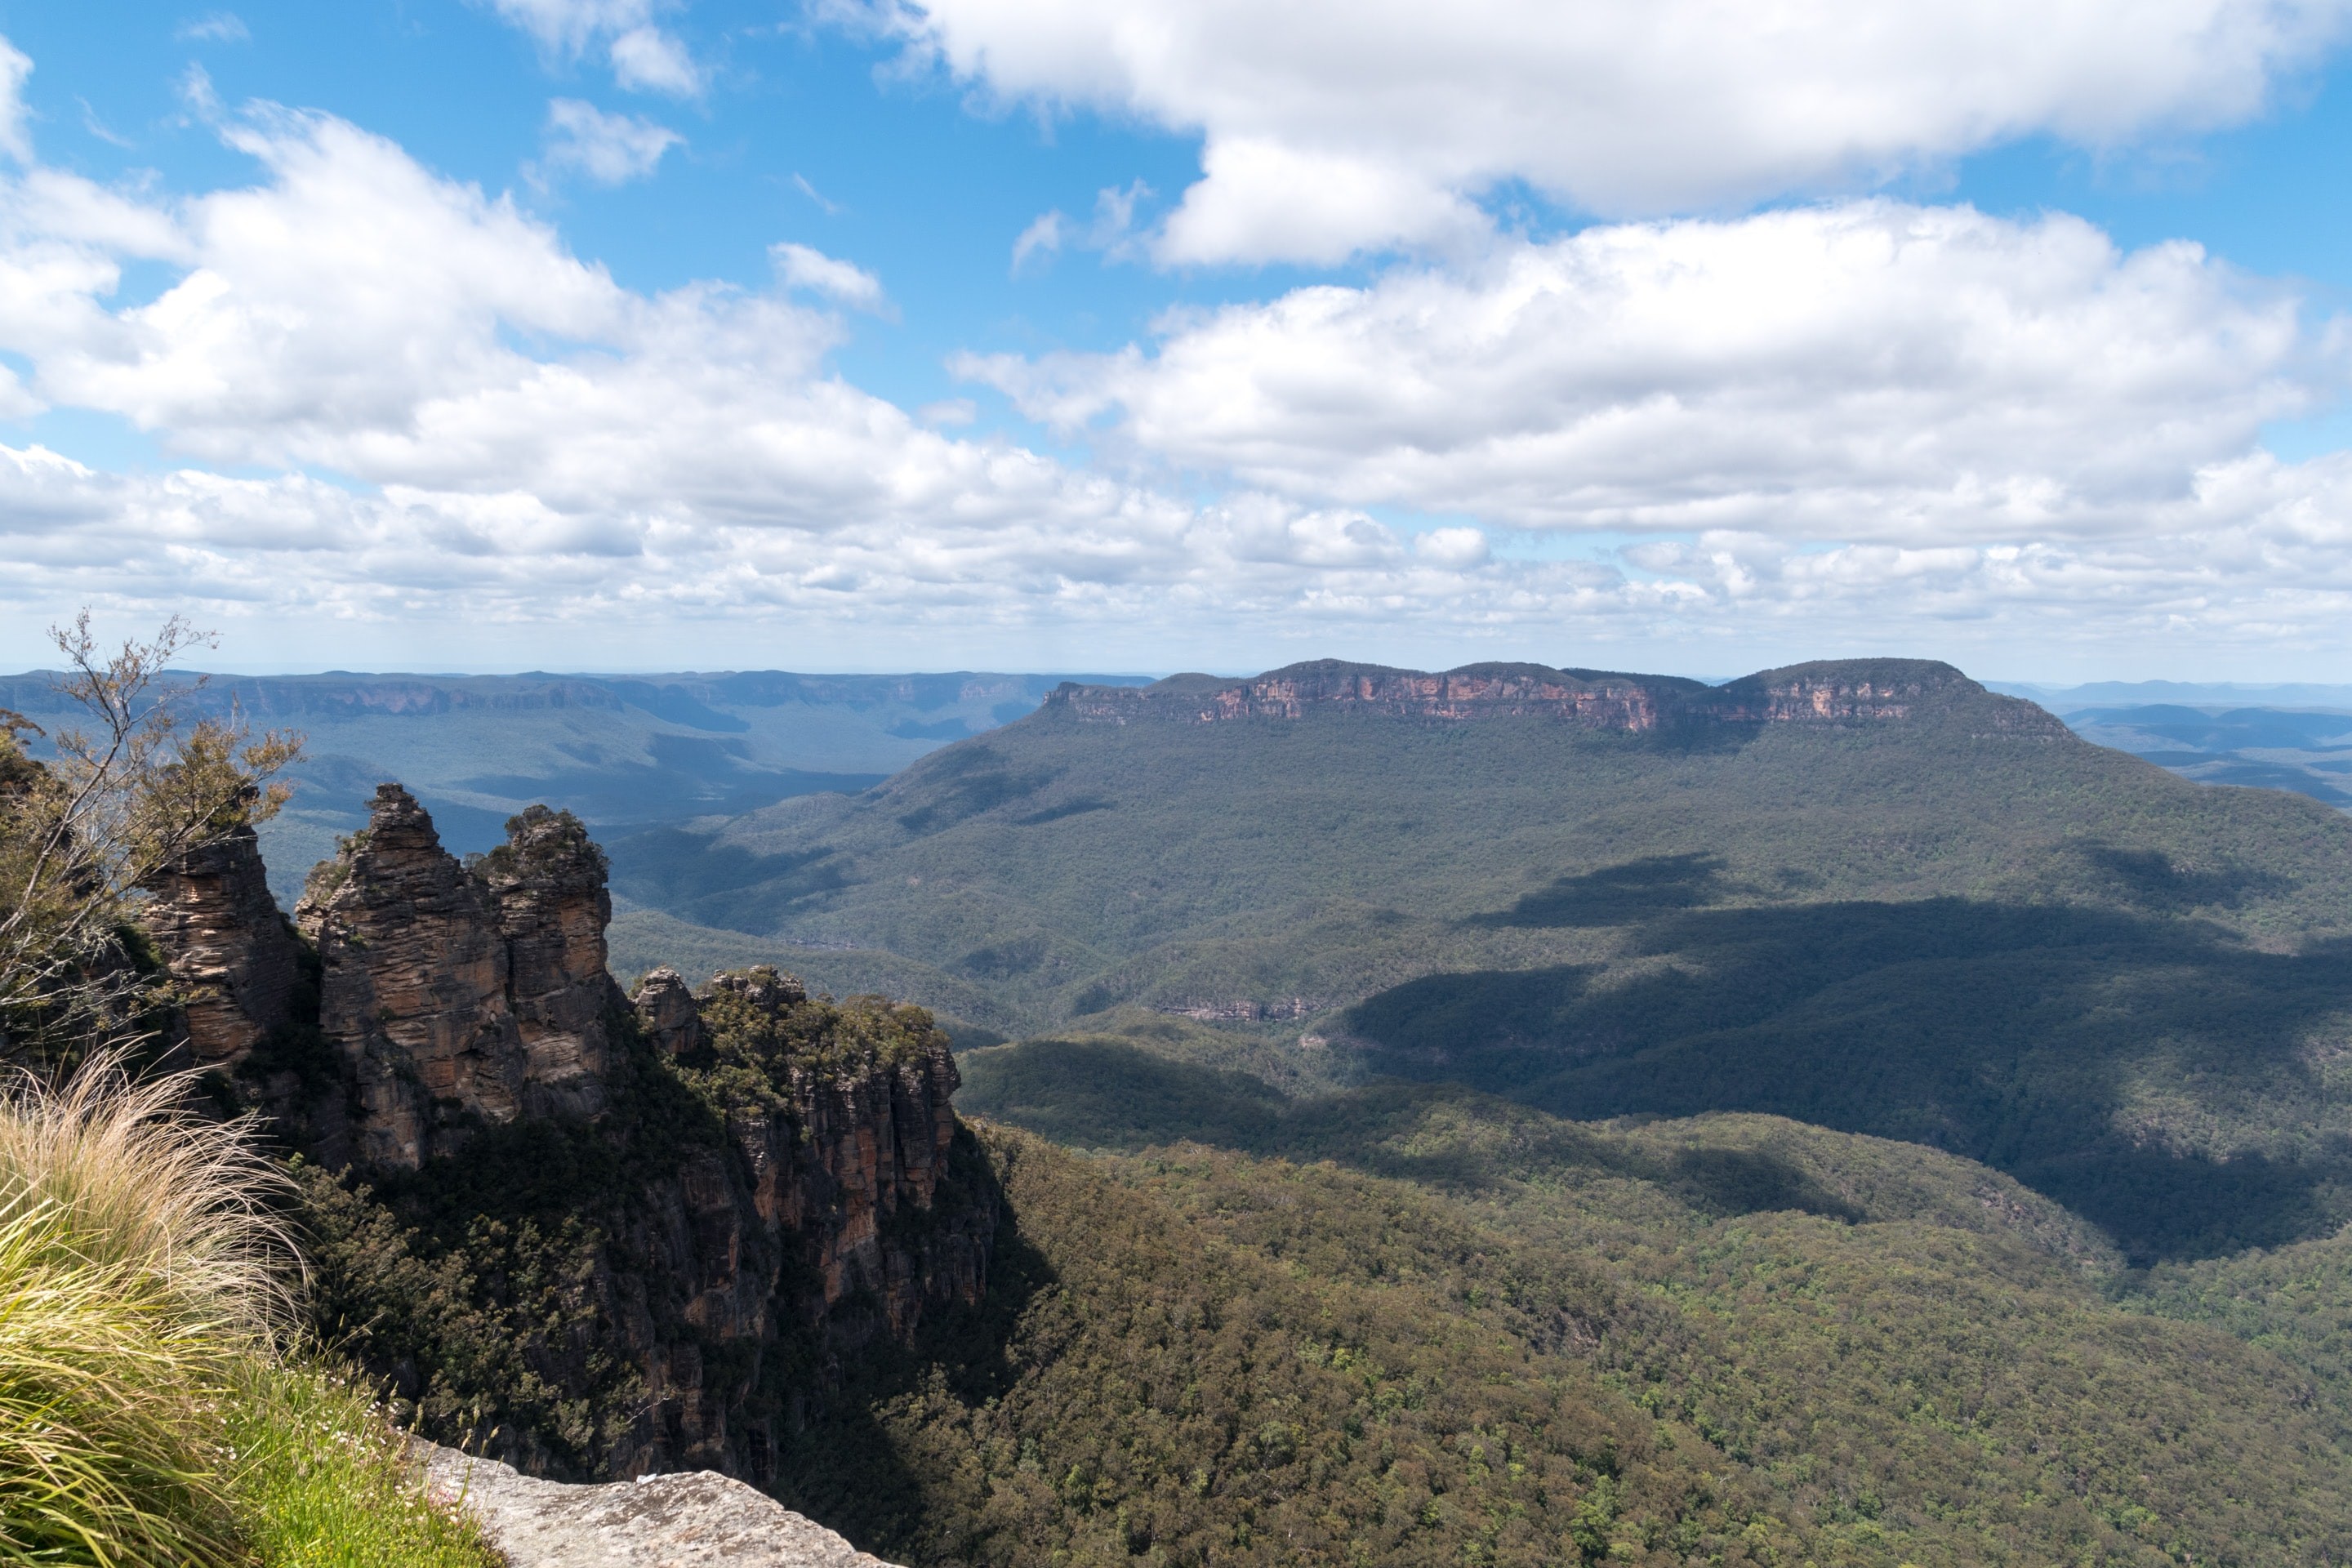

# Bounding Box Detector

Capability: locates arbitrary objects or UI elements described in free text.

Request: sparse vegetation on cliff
[294,960,987,1483]
[0,614,298,1062]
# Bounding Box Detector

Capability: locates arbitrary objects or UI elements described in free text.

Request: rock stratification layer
[295,784,528,1168]
[481,803,620,1120]
[602,964,993,1478]
[140,818,301,1068]
[147,784,996,1490]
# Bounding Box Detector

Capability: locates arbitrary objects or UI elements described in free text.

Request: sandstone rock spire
[296,783,528,1168]
[140,817,301,1069]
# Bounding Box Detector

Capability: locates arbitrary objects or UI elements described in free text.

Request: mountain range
[97,650,2352,1566]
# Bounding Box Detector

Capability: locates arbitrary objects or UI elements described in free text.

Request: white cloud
[534,98,680,185]
[1010,180,1152,274]
[1010,210,1063,274]
[862,0,2352,262]
[176,13,250,42]
[791,172,842,215]
[0,37,32,165]
[769,242,885,310]
[608,26,702,96]
[1414,526,1489,568]
[479,0,700,96]
[483,0,653,54]
[77,100,134,150]
[2,47,2352,672]
[964,203,2335,541]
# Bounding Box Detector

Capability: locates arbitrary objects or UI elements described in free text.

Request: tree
[0,612,301,1059]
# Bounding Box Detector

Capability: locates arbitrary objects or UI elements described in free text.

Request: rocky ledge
[417,1441,899,1567]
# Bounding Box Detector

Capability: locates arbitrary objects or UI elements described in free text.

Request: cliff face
[482,804,621,1120]
[662,967,982,1333]
[140,819,302,1068]
[607,966,991,1478]
[145,786,996,1485]
[1047,657,2069,738]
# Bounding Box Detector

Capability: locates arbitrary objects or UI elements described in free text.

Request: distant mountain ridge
[0,666,1152,902]
[584,652,2352,1262]
[1054,656,2065,734]
[1995,677,2352,711]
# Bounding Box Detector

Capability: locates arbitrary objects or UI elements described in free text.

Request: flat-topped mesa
[1050,659,1702,729]
[140,815,301,1069]
[1045,656,2065,736]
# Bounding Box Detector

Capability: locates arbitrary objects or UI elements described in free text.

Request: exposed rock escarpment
[1047,657,2067,737]
[139,818,301,1067]
[417,1440,900,1567]
[666,965,982,1337]
[481,803,621,1118]
[141,784,996,1498]
[288,789,626,1166]
[632,964,704,1057]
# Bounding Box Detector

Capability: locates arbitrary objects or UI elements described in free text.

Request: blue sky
[5,0,2352,679]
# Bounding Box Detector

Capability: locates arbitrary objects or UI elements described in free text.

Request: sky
[6,2,2352,678]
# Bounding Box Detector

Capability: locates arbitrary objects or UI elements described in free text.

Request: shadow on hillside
[768,1139,1056,1561]
[608,829,849,929]
[962,1045,1877,1230]
[2074,842,2293,913]
[1474,853,1729,928]
[893,745,1057,835]
[1343,897,2352,1265]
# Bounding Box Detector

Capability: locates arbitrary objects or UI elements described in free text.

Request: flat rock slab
[415,1441,899,1568]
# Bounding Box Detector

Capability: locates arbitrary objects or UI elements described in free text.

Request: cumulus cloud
[534,97,680,185]
[770,242,886,310]
[964,203,2337,541]
[863,0,2352,262]
[2,42,2352,670]
[480,0,701,96]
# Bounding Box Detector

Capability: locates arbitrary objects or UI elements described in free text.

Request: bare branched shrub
[0,612,301,1059]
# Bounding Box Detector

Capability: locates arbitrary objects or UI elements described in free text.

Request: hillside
[0,668,1147,903]
[99,763,2352,1566]
[768,1107,2352,1567]
[601,657,2352,1260]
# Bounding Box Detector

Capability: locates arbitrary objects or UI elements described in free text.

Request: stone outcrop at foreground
[1047,656,2069,737]
[417,1441,901,1568]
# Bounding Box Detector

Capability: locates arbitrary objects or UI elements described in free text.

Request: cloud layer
[869,0,2352,262]
[3,39,2352,673]
[964,203,2336,538]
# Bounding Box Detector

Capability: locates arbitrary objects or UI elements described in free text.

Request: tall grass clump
[0,1050,288,1565]
[0,1051,497,1566]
